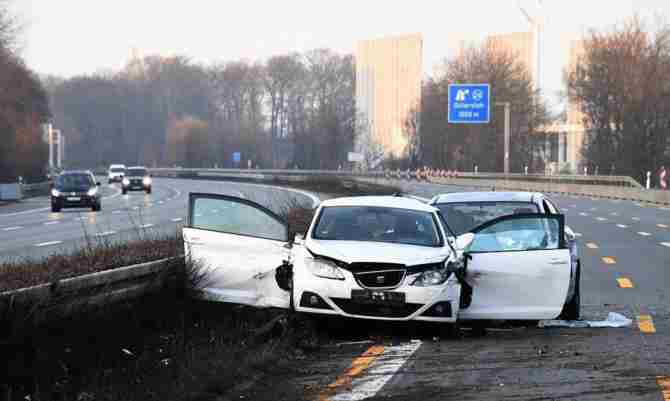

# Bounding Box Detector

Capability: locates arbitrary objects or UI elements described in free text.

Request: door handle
[549,259,567,265]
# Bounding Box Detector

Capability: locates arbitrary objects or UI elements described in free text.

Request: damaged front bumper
[293,267,461,323]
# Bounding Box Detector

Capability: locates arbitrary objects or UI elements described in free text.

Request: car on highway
[183,193,575,326]
[121,166,152,195]
[108,164,126,184]
[51,170,102,212]
[430,191,581,320]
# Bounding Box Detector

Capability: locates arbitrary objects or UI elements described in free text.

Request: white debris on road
[538,312,632,328]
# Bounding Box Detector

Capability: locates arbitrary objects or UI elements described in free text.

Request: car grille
[355,270,405,289]
[331,298,422,318]
[130,179,142,185]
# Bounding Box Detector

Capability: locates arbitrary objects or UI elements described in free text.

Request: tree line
[0,4,50,182]
[48,50,356,170]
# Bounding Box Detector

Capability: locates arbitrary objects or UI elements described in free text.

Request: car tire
[122,189,127,195]
[51,205,61,213]
[92,203,101,212]
[559,260,581,321]
[108,179,112,184]
[146,187,152,194]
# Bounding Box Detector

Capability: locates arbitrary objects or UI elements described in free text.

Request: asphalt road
[0,177,318,262]
[2,177,670,400]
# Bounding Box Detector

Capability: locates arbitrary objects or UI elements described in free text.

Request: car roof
[127,166,147,169]
[60,170,93,176]
[109,164,125,168]
[431,191,543,204]
[320,196,438,212]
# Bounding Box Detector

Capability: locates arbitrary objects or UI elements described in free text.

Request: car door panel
[458,214,571,320]
[183,193,291,309]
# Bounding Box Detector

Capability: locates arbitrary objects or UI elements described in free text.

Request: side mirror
[455,233,475,250]
[293,233,305,245]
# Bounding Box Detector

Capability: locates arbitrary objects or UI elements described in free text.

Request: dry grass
[0,234,183,293]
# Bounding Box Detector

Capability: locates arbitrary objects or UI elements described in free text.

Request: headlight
[51,189,60,197]
[122,178,130,186]
[411,264,451,287]
[305,256,345,280]
[87,187,98,196]
[143,177,152,185]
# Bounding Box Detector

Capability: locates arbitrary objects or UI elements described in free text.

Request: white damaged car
[183,194,574,325]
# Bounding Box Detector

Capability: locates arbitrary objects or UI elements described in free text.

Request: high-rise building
[485,32,537,87]
[355,34,423,160]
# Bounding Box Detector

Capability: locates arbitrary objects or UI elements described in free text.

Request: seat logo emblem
[376,275,385,284]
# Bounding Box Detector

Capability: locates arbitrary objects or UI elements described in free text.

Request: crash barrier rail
[0,257,182,327]
[0,183,22,201]
[148,167,670,205]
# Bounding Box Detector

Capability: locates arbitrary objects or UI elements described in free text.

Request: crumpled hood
[306,239,449,266]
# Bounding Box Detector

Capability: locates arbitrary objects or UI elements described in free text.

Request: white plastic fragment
[538,312,632,328]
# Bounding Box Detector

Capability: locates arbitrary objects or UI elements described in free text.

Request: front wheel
[122,189,127,195]
[92,203,101,212]
[559,261,581,320]
[51,205,61,213]
[146,187,152,194]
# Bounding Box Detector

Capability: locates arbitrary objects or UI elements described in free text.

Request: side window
[190,196,287,242]
[469,215,563,253]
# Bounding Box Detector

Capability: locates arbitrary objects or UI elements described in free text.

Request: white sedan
[182,194,573,324]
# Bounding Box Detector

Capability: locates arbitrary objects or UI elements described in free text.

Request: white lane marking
[44,221,60,225]
[610,212,619,216]
[561,208,569,212]
[3,226,22,231]
[158,201,164,204]
[574,232,583,237]
[632,217,641,221]
[617,224,628,228]
[579,212,589,217]
[195,213,202,218]
[635,203,644,207]
[233,181,320,208]
[0,206,50,217]
[103,185,123,200]
[660,207,670,211]
[660,242,670,248]
[638,232,652,237]
[590,207,598,211]
[132,206,140,210]
[595,217,607,221]
[331,341,422,401]
[171,218,183,222]
[112,210,122,214]
[570,205,577,208]
[96,230,116,237]
[35,240,62,247]
[657,224,669,229]
[140,223,154,229]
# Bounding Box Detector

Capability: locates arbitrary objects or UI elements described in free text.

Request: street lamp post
[495,102,511,175]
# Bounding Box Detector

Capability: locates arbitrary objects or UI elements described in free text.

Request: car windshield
[312,206,442,247]
[110,168,124,173]
[127,168,147,176]
[435,201,540,236]
[56,174,93,188]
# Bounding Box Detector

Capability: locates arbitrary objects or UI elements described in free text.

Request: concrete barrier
[0,183,22,201]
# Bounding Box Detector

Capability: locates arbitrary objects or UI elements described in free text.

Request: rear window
[435,201,540,235]
[110,167,125,173]
[127,168,147,176]
[312,206,443,247]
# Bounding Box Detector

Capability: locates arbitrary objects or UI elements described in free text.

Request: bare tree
[567,16,670,179]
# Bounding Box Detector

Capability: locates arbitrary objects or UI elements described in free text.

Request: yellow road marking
[638,315,656,333]
[617,278,634,288]
[602,256,617,264]
[317,345,385,401]
[586,242,599,249]
[656,376,670,400]
[658,224,669,229]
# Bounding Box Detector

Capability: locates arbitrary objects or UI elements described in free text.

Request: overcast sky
[11,0,670,103]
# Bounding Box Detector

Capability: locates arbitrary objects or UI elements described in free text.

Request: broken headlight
[411,264,451,287]
[304,256,345,280]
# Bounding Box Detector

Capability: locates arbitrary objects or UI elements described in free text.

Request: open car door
[458,214,571,320]
[182,193,291,309]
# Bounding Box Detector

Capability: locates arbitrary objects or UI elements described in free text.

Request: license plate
[351,290,405,305]
[67,197,80,201]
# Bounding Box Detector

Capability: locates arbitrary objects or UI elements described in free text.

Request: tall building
[565,39,588,172]
[355,34,423,160]
[485,32,537,87]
